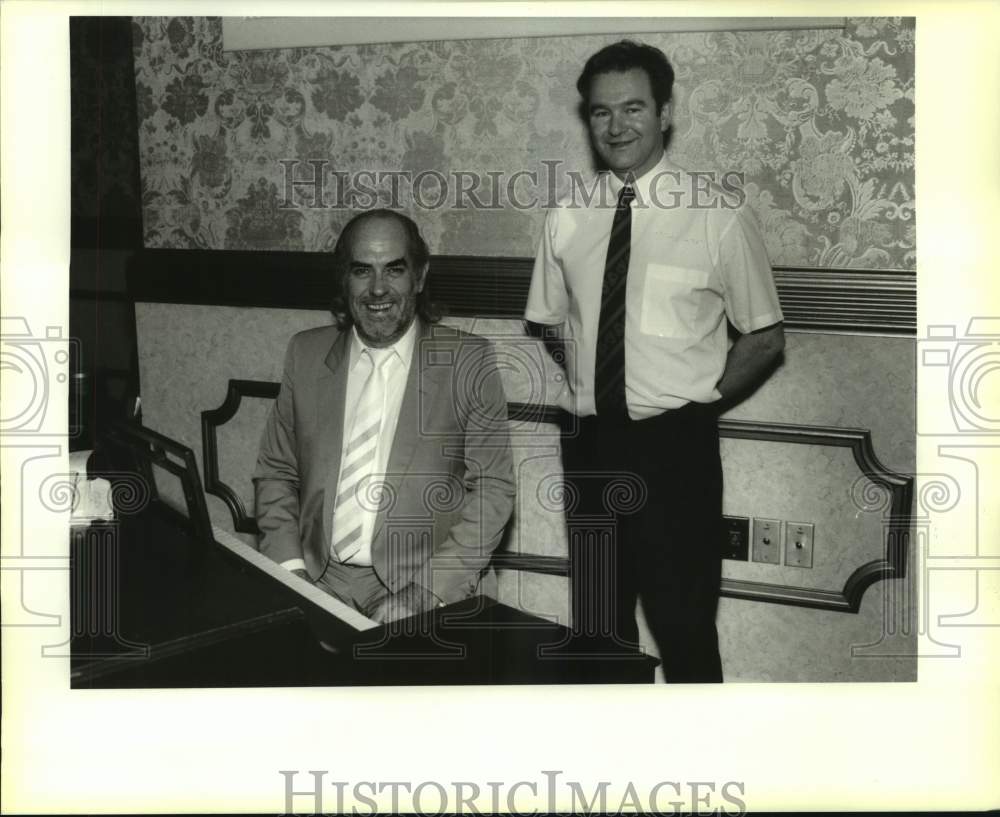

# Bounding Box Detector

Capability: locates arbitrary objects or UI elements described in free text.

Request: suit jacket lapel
[320,330,351,550]
[372,320,444,545]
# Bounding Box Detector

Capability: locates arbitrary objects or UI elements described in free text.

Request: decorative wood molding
[496,414,914,612]
[718,418,913,612]
[491,552,570,577]
[770,266,915,335]
[128,248,336,311]
[201,383,913,610]
[507,401,568,429]
[128,249,915,335]
[223,17,848,52]
[201,380,281,534]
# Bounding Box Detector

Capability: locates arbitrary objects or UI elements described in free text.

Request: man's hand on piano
[370,583,439,623]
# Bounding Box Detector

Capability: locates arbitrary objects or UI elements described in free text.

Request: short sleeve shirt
[525,156,783,419]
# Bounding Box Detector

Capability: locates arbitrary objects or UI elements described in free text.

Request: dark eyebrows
[589,97,649,113]
[348,256,409,270]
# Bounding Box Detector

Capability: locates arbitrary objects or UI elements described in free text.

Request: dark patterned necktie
[594,184,635,418]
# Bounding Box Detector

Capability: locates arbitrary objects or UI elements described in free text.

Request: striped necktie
[594,184,635,418]
[330,347,393,562]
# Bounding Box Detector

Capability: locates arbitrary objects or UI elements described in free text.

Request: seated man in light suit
[253,209,515,623]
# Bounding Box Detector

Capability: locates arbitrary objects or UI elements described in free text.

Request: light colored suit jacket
[253,320,515,604]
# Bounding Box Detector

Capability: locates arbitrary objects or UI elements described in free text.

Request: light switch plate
[785,522,815,568]
[751,518,782,565]
[722,515,750,561]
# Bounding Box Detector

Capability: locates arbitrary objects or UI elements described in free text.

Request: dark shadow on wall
[69,16,144,450]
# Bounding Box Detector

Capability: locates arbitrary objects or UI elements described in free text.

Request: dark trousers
[561,402,724,682]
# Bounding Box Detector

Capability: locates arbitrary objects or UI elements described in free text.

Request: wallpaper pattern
[132,17,914,268]
[71,18,143,247]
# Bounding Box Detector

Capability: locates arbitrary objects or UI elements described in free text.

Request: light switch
[722,515,750,561]
[785,522,814,568]
[751,518,781,565]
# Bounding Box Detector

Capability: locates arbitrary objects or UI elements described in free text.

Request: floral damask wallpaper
[133,17,914,269]
[72,18,143,246]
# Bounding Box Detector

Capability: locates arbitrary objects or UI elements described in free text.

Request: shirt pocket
[639,264,709,339]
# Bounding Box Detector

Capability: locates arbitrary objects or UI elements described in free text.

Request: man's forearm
[253,476,305,566]
[254,351,304,567]
[423,458,515,604]
[423,344,515,604]
[716,322,785,400]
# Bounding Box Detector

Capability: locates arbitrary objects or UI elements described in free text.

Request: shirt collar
[349,319,418,370]
[607,153,677,203]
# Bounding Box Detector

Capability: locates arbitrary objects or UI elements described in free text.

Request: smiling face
[587,68,671,181]
[343,216,427,347]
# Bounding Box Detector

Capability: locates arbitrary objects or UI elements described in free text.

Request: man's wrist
[279,557,307,573]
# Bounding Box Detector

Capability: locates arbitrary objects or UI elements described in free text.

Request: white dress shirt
[526,155,783,419]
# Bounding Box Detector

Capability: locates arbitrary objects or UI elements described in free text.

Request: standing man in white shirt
[255,210,515,624]
[525,40,785,681]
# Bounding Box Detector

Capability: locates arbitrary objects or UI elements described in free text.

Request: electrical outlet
[785,522,815,568]
[751,518,782,565]
[721,516,749,560]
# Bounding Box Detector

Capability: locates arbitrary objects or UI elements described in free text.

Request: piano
[70,422,658,687]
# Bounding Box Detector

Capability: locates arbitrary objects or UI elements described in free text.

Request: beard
[350,294,417,347]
